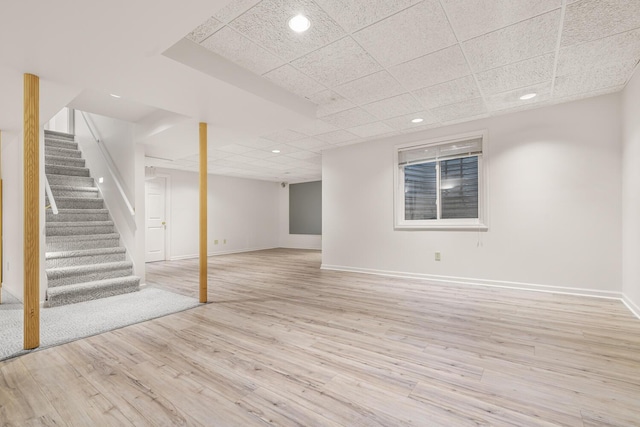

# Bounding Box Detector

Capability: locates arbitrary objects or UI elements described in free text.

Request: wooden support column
[24,73,40,349]
[199,122,207,303]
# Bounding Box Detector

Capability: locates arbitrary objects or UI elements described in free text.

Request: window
[394,131,487,230]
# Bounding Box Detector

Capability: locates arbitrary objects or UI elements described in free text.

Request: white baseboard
[169,246,279,261]
[622,294,640,320]
[320,264,623,300]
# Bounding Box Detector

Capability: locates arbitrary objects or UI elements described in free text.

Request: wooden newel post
[24,73,40,349]
[199,122,208,303]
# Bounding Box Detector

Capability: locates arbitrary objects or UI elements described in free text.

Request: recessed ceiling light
[110,93,121,98]
[288,14,311,33]
[272,149,281,154]
[411,118,424,123]
[519,93,537,100]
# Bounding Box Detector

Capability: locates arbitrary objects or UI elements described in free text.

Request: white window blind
[398,137,483,166]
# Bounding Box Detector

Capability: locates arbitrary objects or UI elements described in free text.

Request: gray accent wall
[289,181,322,235]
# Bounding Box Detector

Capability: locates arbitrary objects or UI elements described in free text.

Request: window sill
[395,223,488,231]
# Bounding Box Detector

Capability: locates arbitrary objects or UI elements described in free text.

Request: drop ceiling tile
[214,0,261,23]
[241,149,279,160]
[263,64,326,97]
[268,154,303,164]
[463,10,561,72]
[475,53,555,96]
[249,159,282,168]
[390,45,470,90]
[384,111,439,130]
[556,28,640,77]
[347,122,395,138]
[307,90,355,117]
[286,137,327,150]
[207,150,233,160]
[441,0,561,42]
[287,150,319,160]
[186,16,223,43]
[263,129,307,143]
[291,119,339,136]
[430,97,488,123]
[217,144,255,154]
[315,0,421,33]
[484,82,552,112]
[291,37,382,87]
[223,155,256,164]
[237,138,279,150]
[321,107,378,128]
[353,1,457,67]
[553,84,624,105]
[561,0,640,47]
[230,0,345,61]
[362,93,422,120]
[554,62,636,99]
[333,71,405,105]
[201,27,284,75]
[413,75,480,109]
[315,129,359,144]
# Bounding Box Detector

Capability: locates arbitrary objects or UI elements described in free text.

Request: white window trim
[394,130,489,231]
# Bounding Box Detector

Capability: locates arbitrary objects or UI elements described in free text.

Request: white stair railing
[44,175,58,215]
[79,111,135,216]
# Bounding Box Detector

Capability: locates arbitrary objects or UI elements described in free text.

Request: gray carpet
[0,287,200,361]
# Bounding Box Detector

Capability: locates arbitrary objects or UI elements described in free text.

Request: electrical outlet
[435,252,441,261]
[214,240,218,245]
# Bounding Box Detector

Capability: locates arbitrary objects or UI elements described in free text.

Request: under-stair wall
[73,110,145,283]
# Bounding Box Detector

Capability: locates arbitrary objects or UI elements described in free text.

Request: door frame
[145,173,171,262]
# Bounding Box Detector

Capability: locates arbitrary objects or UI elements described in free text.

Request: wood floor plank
[1,249,639,426]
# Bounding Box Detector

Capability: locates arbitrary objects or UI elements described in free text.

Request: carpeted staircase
[44,129,140,307]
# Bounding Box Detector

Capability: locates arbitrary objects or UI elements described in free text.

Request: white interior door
[145,177,166,262]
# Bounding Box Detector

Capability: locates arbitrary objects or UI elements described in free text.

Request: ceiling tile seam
[437,0,489,114]
[468,52,556,79]
[456,6,564,44]
[324,31,446,128]
[199,23,287,76]
[313,1,418,37]
[550,0,569,97]
[623,59,640,90]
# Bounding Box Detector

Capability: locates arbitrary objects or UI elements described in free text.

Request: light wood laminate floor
[1,249,639,426]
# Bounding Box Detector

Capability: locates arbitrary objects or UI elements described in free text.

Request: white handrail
[45,176,58,215]
[79,111,135,216]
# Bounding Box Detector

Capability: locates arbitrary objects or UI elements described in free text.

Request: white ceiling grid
[157,0,640,183]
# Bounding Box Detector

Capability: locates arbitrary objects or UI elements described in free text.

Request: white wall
[153,168,279,260]
[2,131,24,301]
[323,94,623,296]
[622,69,640,315]
[75,111,142,278]
[278,183,322,250]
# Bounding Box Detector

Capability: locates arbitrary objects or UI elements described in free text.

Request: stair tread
[50,185,97,191]
[47,261,133,276]
[44,130,75,139]
[46,247,127,259]
[46,221,114,227]
[47,233,119,242]
[46,164,89,171]
[47,275,140,290]
[49,208,108,214]
[53,196,103,201]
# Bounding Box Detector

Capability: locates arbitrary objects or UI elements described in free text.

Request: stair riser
[46,225,115,236]
[48,267,133,288]
[45,281,139,307]
[45,147,82,158]
[45,165,90,177]
[55,199,104,209]
[51,189,99,199]
[47,237,119,252]
[47,212,110,222]
[47,175,94,187]
[44,130,75,141]
[46,252,126,269]
[45,140,78,150]
[46,157,86,168]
